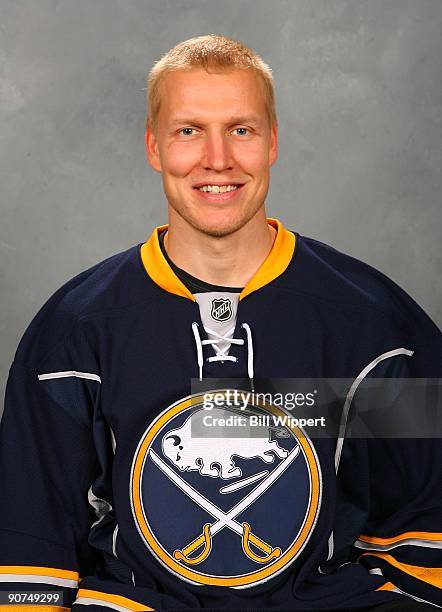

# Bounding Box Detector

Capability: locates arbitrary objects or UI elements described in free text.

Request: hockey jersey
[0,218,441,611]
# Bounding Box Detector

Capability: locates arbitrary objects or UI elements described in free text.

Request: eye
[231,127,250,136]
[178,127,198,136]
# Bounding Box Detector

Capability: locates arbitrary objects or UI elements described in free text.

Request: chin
[169,195,264,238]
[193,215,250,238]
[189,204,263,238]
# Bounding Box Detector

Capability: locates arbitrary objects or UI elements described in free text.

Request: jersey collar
[140,218,296,302]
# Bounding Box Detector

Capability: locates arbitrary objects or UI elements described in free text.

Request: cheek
[233,142,271,173]
[161,142,202,177]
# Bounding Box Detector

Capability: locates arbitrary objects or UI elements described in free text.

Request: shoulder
[14,244,151,367]
[291,234,407,308]
[281,232,440,346]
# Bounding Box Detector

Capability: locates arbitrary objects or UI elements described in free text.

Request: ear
[268,122,278,167]
[145,125,162,173]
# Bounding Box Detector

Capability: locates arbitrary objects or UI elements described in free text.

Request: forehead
[157,68,267,125]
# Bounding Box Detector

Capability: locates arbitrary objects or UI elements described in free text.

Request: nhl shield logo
[210,298,232,322]
[130,392,322,588]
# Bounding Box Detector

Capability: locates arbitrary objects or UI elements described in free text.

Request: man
[0,35,440,612]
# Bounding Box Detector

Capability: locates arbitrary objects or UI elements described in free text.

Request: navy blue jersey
[0,219,441,611]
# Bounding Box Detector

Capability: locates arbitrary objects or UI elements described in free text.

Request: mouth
[192,182,245,202]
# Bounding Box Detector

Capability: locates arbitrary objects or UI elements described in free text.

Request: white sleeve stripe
[73,598,134,612]
[325,347,414,563]
[112,524,119,559]
[384,585,441,608]
[38,370,101,383]
[355,538,442,551]
[334,347,414,472]
[0,573,78,588]
[368,569,441,607]
[88,486,113,529]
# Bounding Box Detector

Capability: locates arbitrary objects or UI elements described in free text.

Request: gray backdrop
[1,0,441,404]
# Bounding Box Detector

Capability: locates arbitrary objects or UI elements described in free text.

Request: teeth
[198,185,239,193]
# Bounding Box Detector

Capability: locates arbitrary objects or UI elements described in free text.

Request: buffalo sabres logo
[210,298,232,322]
[130,392,321,587]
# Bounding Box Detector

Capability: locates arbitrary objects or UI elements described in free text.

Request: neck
[164,210,277,287]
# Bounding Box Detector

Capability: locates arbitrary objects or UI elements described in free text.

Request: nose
[202,130,233,172]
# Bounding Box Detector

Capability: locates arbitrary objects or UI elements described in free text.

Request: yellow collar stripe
[140,224,196,302]
[140,218,296,301]
[240,218,295,299]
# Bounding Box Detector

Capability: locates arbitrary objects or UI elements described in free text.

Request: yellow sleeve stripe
[0,566,79,581]
[0,607,69,611]
[76,589,154,611]
[359,552,442,588]
[376,581,396,591]
[0,604,70,612]
[359,532,442,546]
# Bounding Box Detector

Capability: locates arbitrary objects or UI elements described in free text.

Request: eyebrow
[168,116,263,127]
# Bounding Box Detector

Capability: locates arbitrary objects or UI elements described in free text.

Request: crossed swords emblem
[149,443,300,565]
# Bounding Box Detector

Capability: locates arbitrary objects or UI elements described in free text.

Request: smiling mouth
[192,184,245,201]
[193,184,242,193]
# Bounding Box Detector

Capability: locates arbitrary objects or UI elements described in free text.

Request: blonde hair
[146,34,276,132]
